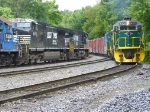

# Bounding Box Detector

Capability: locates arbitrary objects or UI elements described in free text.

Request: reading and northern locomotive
[89,18,145,63]
[0,17,89,66]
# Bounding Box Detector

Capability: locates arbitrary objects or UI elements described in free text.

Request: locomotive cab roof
[113,20,142,30]
[0,16,12,25]
[113,20,142,27]
[9,18,37,23]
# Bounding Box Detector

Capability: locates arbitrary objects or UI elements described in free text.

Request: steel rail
[0,58,110,76]
[0,64,137,104]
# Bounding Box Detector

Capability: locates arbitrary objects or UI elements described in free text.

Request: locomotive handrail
[20,36,29,54]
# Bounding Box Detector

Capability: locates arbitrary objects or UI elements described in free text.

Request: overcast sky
[55,0,98,11]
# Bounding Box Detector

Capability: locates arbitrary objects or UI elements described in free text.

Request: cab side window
[32,23,38,31]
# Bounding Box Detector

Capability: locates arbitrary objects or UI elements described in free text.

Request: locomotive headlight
[126,20,130,26]
[6,34,12,39]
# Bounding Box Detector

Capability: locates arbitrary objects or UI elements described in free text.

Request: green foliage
[82,0,131,40]
[0,0,150,43]
[58,9,87,31]
[68,9,87,30]
[82,6,98,39]
[41,1,62,25]
[58,10,73,28]
[128,0,150,31]
[0,0,62,25]
[0,6,14,18]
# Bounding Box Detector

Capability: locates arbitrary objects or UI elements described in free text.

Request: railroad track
[0,64,138,104]
[0,58,110,77]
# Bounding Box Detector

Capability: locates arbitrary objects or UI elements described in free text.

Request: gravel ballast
[94,88,150,112]
[0,56,150,111]
[0,57,116,91]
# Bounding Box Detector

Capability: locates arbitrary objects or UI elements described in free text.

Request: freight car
[9,18,89,65]
[0,17,20,66]
[89,18,145,63]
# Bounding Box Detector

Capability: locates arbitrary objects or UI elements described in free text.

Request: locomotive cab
[0,17,19,66]
[0,18,18,51]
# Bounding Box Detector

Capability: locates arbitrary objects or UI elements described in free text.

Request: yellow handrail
[20,36,28,54]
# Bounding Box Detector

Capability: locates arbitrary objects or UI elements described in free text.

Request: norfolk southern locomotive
[0,17,89,66]
[0,17,20,66]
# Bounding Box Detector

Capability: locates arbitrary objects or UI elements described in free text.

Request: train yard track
[0,56,93,69]
[0,64,137,104]
[0,58,110,77]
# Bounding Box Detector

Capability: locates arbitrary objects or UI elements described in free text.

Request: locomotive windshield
[120,26,136,30]
[16,22,31,28]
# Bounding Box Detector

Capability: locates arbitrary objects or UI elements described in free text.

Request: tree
[82,6,97,39]
[41,1,62,25]
[67,9,87,30]
[0,7,14,18]
[0,0,62,25]
[58,10,73,28]
[128,0,150,31]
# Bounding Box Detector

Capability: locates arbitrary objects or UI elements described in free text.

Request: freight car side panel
[99,37,104,54]
[104,35,107,55]
[93,39,96,53]
[95,38,99,53]
[91,40,94,53]
[88,40,92,53]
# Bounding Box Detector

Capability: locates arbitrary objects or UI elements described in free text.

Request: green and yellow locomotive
[107,18,145,63]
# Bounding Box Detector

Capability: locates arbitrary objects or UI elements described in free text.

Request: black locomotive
[10,18,89,65]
